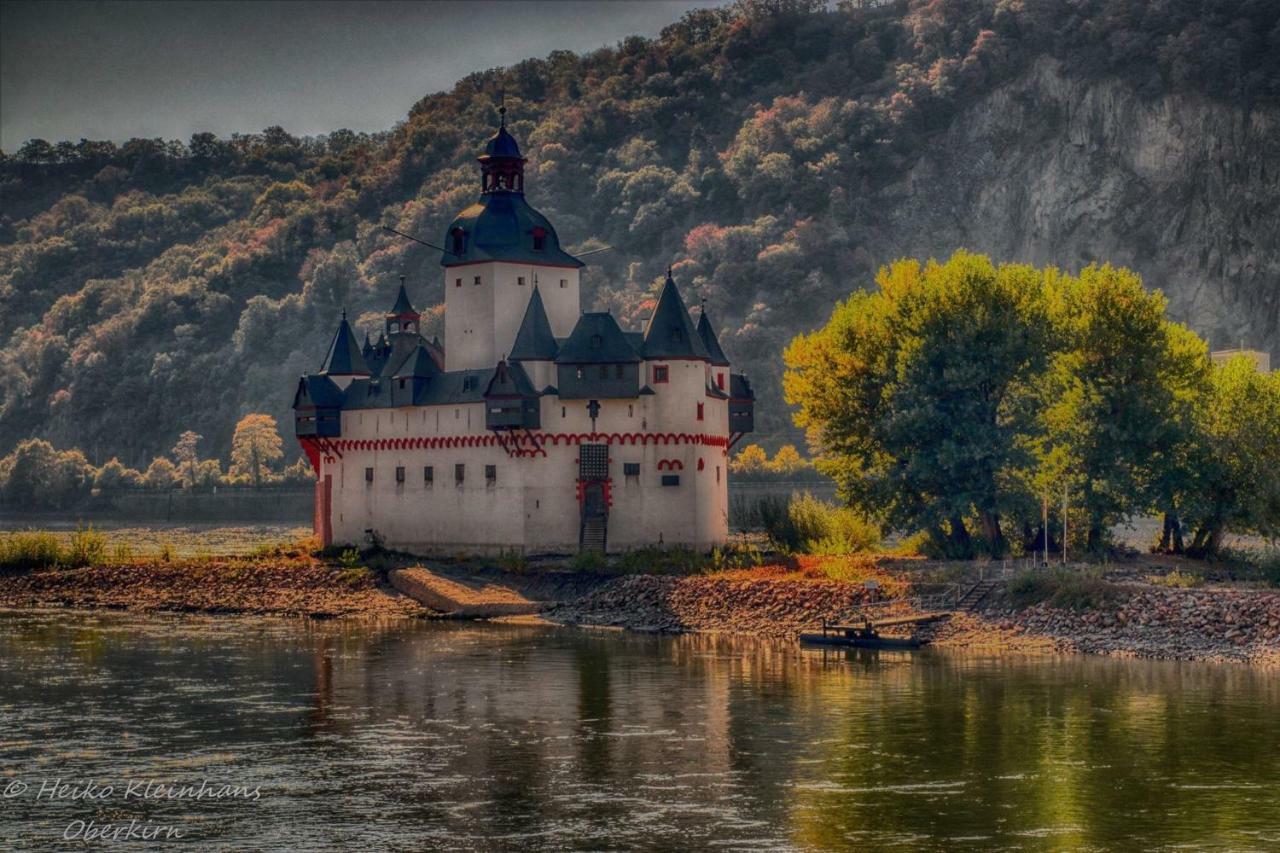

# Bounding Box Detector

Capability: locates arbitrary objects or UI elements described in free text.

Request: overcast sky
[0,0,725,151]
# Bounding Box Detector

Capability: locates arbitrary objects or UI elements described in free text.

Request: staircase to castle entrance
[579,443,609,554]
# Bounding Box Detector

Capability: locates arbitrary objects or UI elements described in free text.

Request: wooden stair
[580,517,607,553]
[956,579,1002,612]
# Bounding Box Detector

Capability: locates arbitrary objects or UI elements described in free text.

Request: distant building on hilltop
[292,115,754,554]
[1210,347,1272,373]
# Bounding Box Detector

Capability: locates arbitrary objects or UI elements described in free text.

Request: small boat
[799,631,926,650]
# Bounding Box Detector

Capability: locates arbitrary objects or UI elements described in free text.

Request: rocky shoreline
[2,560,1278,666]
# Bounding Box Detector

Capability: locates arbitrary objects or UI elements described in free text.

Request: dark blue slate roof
[484,360,539,398]
[696,308,730,367]
[442,193,583,268]
[509,287,558,361]
[389,282,418,316]
[320,316,370,376]
[341,368,496,409]
[730,372,754,400]
[392,344,442,379]
[642,272,708,360]
[293,374,344,409]
[483,125,523,159]
[556,313,641,364]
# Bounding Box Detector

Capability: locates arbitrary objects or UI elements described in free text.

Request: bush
[571,550,608,572]
[65,525,107,567]
[760,492,880,555]
[0,531,64,569]
[1008,568,1121,611]
[1148,568,1205,588]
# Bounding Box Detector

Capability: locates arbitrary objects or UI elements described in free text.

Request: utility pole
[1042,495,1049,566]
[1062,482,1069,565]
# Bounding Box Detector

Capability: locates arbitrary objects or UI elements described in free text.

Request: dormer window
[590,334,602,349]
[531,227,547,252]
[672,328,684,343]
[451,227,467,256]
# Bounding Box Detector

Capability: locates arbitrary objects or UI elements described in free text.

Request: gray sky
[0,0,724,151]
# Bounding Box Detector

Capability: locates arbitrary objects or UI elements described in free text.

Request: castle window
[559,278,567,288]
[716,465,721,483]
[576,368,584,380]
[531,227,547,251]
[518,276,526,286]
[628,404,633,417]
[455,464,465,484]
[474,275,481,286]
[562,406,567,418]
[717,372,725,390]
[624,462,640,477]
[424,466,434,485]
[615,364,624,379]
[661,474,680,487]
[485,465,496,484]
[590,334,602,349]
[672,329,684,343]
[395,466,405,484]
[364,467,374,483]
[653,365,669,384]
[451,227,467,255]
[398,378,406,390]
[598,365,609,380]
[697,402,704,421]
[455,278,462,288]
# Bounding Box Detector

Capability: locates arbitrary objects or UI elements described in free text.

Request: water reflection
[0,611,1277,851]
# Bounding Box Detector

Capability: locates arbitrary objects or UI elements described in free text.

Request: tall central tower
[440,109,584,371]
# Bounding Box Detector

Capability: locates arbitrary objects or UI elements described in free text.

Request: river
[1,611,1277,850]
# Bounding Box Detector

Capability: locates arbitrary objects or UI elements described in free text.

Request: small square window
[474,275,481,286]
[653,365,669,383]
[559,278,567,288]
[624,462,641,477]
[455,463,465,483]
[395,466,405,483]
[485,465,496,483]
[598,365,609,379]
[518,276,526,286]
[455,278,462,288]
[364,467,374,483]
[661,474,680,487]
[424,466,434,485]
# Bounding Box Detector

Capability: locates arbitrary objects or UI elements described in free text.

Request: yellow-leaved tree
[230,414,283,488]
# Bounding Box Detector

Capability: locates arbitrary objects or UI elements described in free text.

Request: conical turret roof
[642,270,708,360]
[320,314,370,376]
[509,286,558,361]
[389,280,418,317]
[696,307,730,366]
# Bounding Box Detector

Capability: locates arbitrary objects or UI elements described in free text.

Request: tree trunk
[948,515,974,559]
[1086,521,1104,554]
[979,510,1006,558]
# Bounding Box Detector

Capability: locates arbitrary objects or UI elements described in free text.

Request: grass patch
[1008,567,1122,611]
[1147,568,1205,588]
[757,493,880,555]
[570,550,608,573]
[0,526,111,569]
[333,566,374,589]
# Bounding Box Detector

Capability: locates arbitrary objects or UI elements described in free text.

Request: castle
[293,116,753,554]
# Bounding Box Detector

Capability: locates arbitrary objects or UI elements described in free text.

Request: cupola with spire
[386,275,421,336]
[478,102,525,194]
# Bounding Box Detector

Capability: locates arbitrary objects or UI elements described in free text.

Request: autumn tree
[171,431,203,487]
[730,444,769,474]
[0,439,94,509]
[766,445,809,475]
[1179,356,1280,555]
[143,457,181,490]
[229,414,284,488]
[785,252,1051,557]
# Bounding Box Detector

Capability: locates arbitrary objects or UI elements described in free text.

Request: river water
[1,611,1277,851]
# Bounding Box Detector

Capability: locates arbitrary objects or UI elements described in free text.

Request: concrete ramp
[388,567,545,618]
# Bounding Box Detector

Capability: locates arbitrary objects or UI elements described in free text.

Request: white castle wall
[444,262,580,370]
[320,372,729,554]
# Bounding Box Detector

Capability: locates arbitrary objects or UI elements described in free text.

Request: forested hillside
[2,0,1278,467]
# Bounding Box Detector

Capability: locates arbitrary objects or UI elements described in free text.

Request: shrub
[65,525,107,567]
[1008,568,1121,611]
[337,547,361,569]
[495,549,528,573]
[761,492,880,555]
[570,550,608,572]
[1148,569,1205,588]
[0,531,64,569]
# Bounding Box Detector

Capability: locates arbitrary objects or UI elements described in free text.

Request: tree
[94,457,144,491]
[171,430,203,487]
[1038,265,1207,552]
[730,443,769,474]
[0,439,94,509]
[785,252,1051,557]
[1180,356,1280,555]
[767,444,809,475]
[229,414,284,488]
[143,457,181,490]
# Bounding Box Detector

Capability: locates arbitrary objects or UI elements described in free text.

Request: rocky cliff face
[879,59,1279,355]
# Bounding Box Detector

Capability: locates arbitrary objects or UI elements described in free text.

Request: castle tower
[441,108,584,371]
